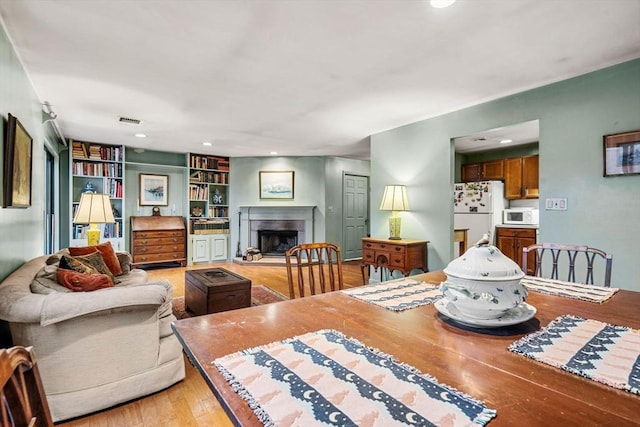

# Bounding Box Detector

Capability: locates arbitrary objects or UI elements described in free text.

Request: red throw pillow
[69,241,123,276]
[56,269,114,292]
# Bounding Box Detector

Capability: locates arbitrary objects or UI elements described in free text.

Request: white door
[343,174,369,260]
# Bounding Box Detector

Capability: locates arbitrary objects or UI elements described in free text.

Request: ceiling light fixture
[202,141,212,146]
[500,139,513,144]
[270,151,278,155]
[430,0,456,8]
[134,133,147,138]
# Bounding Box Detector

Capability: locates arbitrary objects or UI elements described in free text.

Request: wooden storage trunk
[185,268,251,315]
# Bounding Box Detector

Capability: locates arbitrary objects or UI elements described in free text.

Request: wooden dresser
[361,237,428,284]
[130,216,187,267]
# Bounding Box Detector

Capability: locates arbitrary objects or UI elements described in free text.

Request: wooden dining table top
[171,271,640,426]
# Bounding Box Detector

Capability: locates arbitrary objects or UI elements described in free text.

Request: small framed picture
[603,130,640,177]
[259,171,294,199]
[139,173,168,205]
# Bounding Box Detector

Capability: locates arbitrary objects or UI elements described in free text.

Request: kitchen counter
[496,223,539,229]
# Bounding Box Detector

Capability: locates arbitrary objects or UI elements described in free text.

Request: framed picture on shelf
[259,170,294,199]
[3,114,33,208]
[139,173,169,205]
[603,130,640,177]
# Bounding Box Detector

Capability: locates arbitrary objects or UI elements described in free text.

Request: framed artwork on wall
[3,114,33,208]
[603,130,640,177]
[259,170,294,199]
[139,173,169,205]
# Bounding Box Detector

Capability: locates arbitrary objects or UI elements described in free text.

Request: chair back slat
[1,346,53,427]
[286,243,344,299]
[522,243,613,287]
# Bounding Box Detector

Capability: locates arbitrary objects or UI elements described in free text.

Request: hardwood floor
[57,260,364,426]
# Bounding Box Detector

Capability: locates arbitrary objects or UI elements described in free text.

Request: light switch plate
[545,198,568,210]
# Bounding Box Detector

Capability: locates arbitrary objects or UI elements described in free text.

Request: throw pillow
[56,269,114,292]
[59,254,101,275]
[74,252,120,284]
[69,241,123,276]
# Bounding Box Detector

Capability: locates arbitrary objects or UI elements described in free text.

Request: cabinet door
[504,157,523,199]
[461,163,482,182]
[522,155,539,198]
[497,235,517,262]
[482,160,504,180]
[191,236,210,263]
[210,235,228,261]
[517,235,537,275]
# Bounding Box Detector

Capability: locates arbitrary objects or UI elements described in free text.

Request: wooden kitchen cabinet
[461,160,504,182]
[496,227,536,275]
[504,155,539,199]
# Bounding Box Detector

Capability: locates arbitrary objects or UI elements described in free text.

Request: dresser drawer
[133,252,186,264]
[133,236,185,246]
[363,241,406,254]
[362,248,405,268]
[133,230,184,239]
[133,243,185,255]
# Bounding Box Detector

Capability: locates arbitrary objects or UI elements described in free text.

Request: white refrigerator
[453,181,506,252]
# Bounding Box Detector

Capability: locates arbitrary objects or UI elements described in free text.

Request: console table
[360,237,428,284]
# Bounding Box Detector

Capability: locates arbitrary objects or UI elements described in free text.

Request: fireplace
[250,219,305,257]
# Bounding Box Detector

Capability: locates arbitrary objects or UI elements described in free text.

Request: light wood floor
[57,260,364,426]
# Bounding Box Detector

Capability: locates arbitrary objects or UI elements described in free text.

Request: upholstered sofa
[0,249,185,422]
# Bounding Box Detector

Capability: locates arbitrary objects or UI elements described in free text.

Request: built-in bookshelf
[69,140,125,249]
[187,153,230,262]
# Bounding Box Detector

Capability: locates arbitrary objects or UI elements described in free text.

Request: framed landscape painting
[603,130,640,177]
[139,173,168,205]
[259,171,294,199]
[3,114,33,208]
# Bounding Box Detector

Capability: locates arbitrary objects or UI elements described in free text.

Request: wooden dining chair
[522,243,613,287]
[1,346,53,427]
[285,243,344,299]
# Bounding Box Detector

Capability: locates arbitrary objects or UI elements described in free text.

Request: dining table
[171,271,640,426]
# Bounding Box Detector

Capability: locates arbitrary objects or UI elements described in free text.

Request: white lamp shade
[73,193,115,224]
[379,185,410,211]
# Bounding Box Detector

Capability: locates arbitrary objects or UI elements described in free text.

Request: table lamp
[379,185,409,240]
[73,193,115,246]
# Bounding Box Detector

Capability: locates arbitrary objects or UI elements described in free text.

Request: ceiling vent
[118,116,142,125]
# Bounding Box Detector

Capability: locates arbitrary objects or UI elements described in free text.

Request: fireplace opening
[258,230,298,256]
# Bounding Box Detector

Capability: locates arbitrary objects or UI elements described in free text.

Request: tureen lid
[444,237,524,281]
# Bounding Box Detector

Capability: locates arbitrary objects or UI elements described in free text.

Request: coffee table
[184,268,251,315]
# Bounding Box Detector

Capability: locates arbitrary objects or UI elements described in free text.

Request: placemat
[520,276,618,303]
[342,278,443,311]
[509,315,640,395]
[214,329,496,426]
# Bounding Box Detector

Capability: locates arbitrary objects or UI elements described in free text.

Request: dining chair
[1,346,54,427]
[285,243,344,299]
[522,243,613,287]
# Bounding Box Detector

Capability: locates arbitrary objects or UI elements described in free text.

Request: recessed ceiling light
[134,133,147,138]
[430,0,456,8]
[270,151,278,155]
[202,141,212,146]
[500,139,513,144]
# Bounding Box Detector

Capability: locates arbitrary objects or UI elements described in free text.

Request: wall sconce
[379,185,410,240]
[73,193,115,246]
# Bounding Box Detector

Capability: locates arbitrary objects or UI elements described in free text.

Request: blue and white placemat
[342,278,443,311]
[214,329,496,426]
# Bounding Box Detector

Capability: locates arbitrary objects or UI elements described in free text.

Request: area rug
[509,315,640,395]
[342,277,442,312]
[172,285,287,319]
[520,276,619,303]
[214,329,496,426]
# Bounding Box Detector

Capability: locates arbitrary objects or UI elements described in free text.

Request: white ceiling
[1,0,639,160]
[454,120,539,154]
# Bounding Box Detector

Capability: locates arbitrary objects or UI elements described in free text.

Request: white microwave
[503,208,539,225]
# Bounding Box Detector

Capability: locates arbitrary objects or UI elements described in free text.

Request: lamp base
[86,224,101,246]
[388,215,402,240]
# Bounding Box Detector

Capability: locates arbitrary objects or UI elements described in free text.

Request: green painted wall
[371,59,640,290]
[0,23,50,281]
